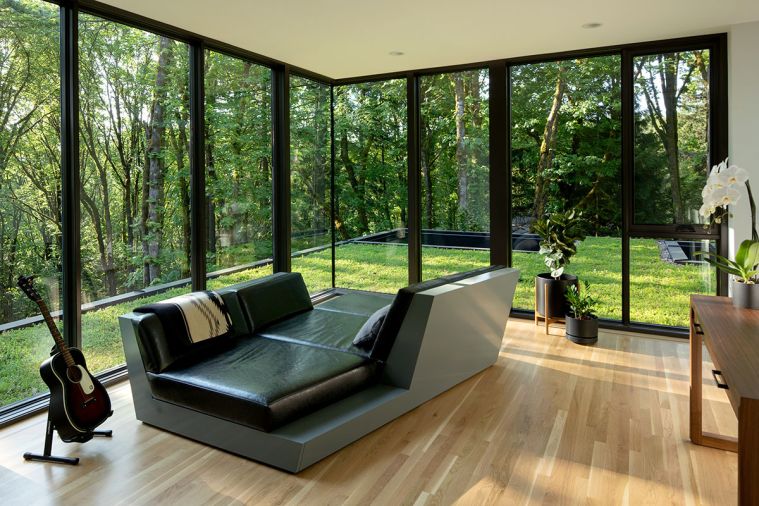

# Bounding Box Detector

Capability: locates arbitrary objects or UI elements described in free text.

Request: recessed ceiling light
[389,51,405,56]
[582,22,603,29]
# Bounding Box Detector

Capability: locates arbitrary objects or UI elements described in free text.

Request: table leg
[690,306,703,445]
[739,399,759,505]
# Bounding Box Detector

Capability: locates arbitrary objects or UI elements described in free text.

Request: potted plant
[565,281,599,344]
[698,240,759,309]
[698,159,759,309]
[531,209,587,320]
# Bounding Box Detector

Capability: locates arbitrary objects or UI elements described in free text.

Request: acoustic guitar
[17,275,112,442]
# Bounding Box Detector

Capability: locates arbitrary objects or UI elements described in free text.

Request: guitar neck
[36,299,74,367]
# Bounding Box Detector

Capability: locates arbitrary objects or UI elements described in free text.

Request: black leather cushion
[147,335,378,432]
[256,308,370,356]
[316,292,394,317]
[135,311,233,373]
[353,305,390,349]
[236,273,313,331]
[215,287,251,336]
[370,265,504,361]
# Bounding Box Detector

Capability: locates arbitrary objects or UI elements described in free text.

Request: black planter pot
[566,315,599,345]
[535,273,579,318]
[732,279,759,309]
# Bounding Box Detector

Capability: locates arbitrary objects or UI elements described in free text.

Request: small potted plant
[531,209,586,320]
[565,281,599,344]
[698,240,759,309]
[698,159,759,309]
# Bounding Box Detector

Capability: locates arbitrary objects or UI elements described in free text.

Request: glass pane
[79,16,192,374]
[633,50,711,225]
[204,51,273,287]
[630,238,716,327]
[333,80,407,293]
[420,69,490,280]
[510,57,622,319]
[290,76,332,294]
[0,0,61,408]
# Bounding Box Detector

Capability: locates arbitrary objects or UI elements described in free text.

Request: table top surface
[692,295,759,401]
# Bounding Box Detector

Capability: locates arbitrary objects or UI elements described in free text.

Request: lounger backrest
[233,272,313,331]
[133,273,312,372]
[369,265,503,362]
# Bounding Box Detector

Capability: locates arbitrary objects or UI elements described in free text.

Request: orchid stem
[747,180,758,242]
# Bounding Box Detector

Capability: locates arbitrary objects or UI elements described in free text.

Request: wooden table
[690,295,759,505]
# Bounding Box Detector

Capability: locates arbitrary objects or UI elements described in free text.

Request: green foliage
[531,209,587,278]
[419,71,490,232]
[633,51,711,224]
[511,57,622,234]
[565,281,599,319]
[697,239,759,284]
[333,80,409,239]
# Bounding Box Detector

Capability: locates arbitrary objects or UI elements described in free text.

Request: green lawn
[0,237,713,407]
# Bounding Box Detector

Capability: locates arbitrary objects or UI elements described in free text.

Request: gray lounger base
[119,268,519,472]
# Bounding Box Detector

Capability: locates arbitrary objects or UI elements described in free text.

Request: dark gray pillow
[353,304,391,349]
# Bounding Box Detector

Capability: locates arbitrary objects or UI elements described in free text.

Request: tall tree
[533,65,566,218]
[143,36,172,284]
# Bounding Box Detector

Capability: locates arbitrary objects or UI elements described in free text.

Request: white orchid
[710,186,741,207]
[709,159,728,177]
[698,202,715,218]
[700,158,746,223]
[722,165,749,186]
[706,170,729,189]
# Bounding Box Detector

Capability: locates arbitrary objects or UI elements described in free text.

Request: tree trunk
[533,65,566,218]
[172,83,191,277]
[695,50,710,175]
[661,54,684,223]
[313,84,327,233]
[418,84,434,229]
[340,129,369,233]
[453,74,468,221]
[144,36,172,283]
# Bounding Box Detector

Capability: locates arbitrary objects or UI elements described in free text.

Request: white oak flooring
[0,319,738,505]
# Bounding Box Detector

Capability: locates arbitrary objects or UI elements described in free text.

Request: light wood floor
[0,319,738,505]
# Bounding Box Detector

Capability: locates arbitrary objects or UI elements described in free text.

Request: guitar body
[39,347,112,442]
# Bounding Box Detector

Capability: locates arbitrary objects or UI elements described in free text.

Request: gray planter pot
[535,273,579,318]
[732,279,759,309]
[566,315,598,345]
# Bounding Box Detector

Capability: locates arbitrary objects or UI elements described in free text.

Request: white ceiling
[100,0,759,79]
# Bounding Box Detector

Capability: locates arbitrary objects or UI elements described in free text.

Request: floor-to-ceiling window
[204,51,274,289]
[510,56,623,320]
[419,69,491,280]
[78,14,192,375]
[629,48,717,327]
[0,0,61,409]
[333,79,408,293]
[290,75,332,294]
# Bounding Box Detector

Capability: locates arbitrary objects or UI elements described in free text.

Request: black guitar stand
[23,415,112,465]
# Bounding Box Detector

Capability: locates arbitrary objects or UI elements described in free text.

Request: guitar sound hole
[67,366,82,383]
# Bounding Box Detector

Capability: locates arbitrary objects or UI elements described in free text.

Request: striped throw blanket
[135,291,232,344]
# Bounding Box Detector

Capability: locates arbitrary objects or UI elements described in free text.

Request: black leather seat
[147,334,378,432]
[256,308,371,356]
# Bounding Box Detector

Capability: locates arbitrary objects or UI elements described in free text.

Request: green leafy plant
[697,239,759,284]
[565,281,599,319]
[531,209,587,279]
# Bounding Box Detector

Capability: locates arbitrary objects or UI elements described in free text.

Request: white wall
[728,21,759,257]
